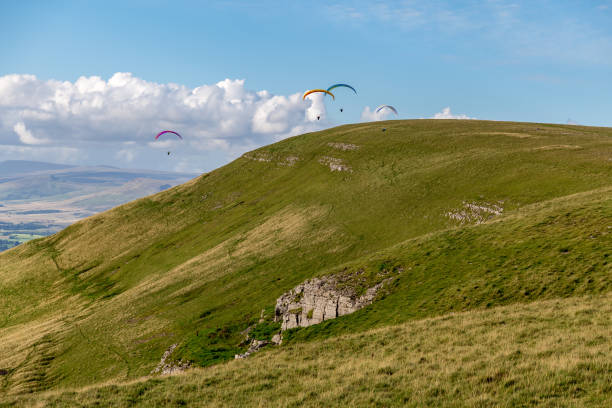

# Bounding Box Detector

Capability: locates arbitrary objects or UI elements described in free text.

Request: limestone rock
[235,339,271,359]
[318,156,352,172]
[328,142,359,151]
[275,276,387,330]
[445,201,504,225]
[151,344,190,375]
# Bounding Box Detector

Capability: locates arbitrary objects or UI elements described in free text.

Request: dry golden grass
[233,205,330,258]
[126,204,334,300]
[6,293,611,407]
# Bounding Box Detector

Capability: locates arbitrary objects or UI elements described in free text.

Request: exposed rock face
[275,276,386,330]
[243,152,271,162]
[318,156,352,172]
[151,344,190,375]
[280,156,300,166]
[244,152,300,167]
[328,142,359,151]
[271,333,283,345]
[445,201,504,225]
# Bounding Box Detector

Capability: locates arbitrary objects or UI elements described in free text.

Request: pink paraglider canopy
[154,130,183,140]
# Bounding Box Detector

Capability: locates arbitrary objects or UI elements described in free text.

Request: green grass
[249,321,282,342]
[0,120,610,397]
[3,293,611,407]
[283,187,611,343]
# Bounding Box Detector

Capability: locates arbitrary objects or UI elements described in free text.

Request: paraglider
[303,89,335,100]
[326,84,356,95]
[375,105,398,116]
[155,130,183,140]
[154,130,182,157]
[327,84,356,114]
[303,89,334,122]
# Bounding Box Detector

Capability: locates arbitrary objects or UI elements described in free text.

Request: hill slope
[5,293,611,407]
[0,120,610,397]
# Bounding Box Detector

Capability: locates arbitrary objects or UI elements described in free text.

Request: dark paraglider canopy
[375,105,398,116]
[326,84,357,94]
[326,84,355,115]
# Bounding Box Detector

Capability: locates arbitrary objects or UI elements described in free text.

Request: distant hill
[0,161,195,201]
[0,161,196,251]
[0,160,76,177]
[0,120,610,404]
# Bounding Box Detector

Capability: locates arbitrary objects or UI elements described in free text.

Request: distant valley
[0,160,196,251]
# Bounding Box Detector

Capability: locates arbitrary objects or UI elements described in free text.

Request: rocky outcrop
[235,339,271,359]
[275,276,386,330]
[318,156,352,172]
[243,152,272,162]
[445,201,504,225]
[271,333,282,345]
[151,344,190,375]
[234,323,283,359]
[244,152,300,167]
[328,142,359,151]
[279,156,300,166]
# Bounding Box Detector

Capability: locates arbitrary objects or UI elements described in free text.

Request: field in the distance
[0,162,195,251]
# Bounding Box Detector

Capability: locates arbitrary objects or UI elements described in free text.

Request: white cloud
[0,73,326,163]
[13,121,49,145]
[360,106,397,122]
[431,107,476,120]
[361,106,379,121]
[115,149,135,162]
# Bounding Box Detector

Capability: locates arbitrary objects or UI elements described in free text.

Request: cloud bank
[0,73,326,171]
[431,107,476,120]
[360,106,476,122]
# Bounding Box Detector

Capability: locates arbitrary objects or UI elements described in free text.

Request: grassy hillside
[4,293,611,407]
[0,120,610,397]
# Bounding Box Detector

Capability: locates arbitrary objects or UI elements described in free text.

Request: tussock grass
[4,293,611,407]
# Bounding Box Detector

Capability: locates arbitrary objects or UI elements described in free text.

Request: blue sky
[1,0,611,172]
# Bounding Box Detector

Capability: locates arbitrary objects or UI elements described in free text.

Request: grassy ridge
[284,187,611,343]
[0,120,610,394]
[3,293,611,407]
